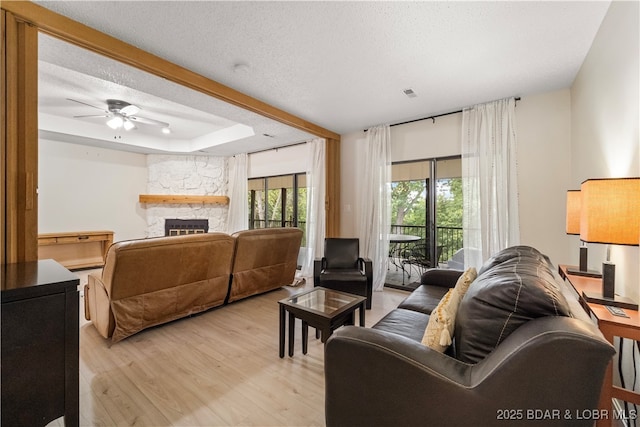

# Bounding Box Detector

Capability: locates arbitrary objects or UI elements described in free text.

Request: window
[248,173,307,244]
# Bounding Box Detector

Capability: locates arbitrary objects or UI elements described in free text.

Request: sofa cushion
[398,284,451,315]
[421,267,477,352]
[372,308,431,343]
[454,247,571,363]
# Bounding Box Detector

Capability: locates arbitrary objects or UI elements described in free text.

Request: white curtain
[226,153,249,234]
[300,138,326,277]
[358,125,391,291]
[461,97,520,269]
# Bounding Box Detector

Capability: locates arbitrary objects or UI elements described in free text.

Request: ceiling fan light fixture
[107,116,124,129]
[123,119,136,131]
[120,104,140,116]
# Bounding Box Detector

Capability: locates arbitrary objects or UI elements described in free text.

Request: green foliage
[248,175,307,226]
[391,178,462,227]
[436,178,463,227]
[391,180,426,226]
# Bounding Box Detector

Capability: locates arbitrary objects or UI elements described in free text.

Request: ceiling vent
[403,88,417,98]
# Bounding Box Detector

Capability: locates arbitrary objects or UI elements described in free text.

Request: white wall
[38,139,148,242]
[569,0,640,399]
[341,89,572,265]
[38,140,310,243]
[516,90,572,262]
[570,0,639,302]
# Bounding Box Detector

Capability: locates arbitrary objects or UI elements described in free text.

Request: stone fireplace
[144,155,228,237]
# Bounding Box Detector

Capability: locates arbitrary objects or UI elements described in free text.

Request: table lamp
[580,177,639,310]
[565,190,601,277]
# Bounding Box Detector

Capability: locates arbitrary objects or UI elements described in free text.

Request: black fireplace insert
[164,219,209,236]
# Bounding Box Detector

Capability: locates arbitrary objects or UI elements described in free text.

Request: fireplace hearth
[165,219,209,236]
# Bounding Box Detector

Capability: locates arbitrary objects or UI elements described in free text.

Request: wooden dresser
[38,230,113,270]
[1,259,79,426]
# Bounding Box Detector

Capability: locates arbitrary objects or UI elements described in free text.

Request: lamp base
[582,291,638,311]
[566,266,602,278]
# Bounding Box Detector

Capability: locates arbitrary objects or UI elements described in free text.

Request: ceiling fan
[67,98,171,133]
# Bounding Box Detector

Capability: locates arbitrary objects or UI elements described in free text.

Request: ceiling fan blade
[73,114,110,119]
[66,98,108,113]
[128,115,169,127]
[120,104,140,116]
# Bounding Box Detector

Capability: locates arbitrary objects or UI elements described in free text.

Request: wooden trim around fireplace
[139,195,230,205]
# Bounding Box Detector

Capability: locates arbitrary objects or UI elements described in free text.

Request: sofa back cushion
[324,238,360,269]
[454,246,571,363]
[102,232,235,342]
[229,228,303,302]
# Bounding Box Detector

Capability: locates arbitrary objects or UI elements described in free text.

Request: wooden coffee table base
[278,287,366,358]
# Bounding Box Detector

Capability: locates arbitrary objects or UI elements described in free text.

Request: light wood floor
[49,272,408,427]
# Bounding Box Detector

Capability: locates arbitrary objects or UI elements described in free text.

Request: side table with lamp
[561,177,640,426]
[577,177,639,310]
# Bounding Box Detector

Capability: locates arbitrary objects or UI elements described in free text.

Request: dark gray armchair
[313,238,373,309]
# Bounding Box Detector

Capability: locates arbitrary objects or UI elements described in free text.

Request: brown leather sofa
[85,228,302,342]
[324,246,616,427]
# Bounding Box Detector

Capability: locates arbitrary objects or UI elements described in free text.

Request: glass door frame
[391,154,462,268]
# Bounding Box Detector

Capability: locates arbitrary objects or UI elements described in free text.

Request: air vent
[403,88,417,98]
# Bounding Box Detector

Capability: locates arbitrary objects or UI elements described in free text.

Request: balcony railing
[390,224,463,262]
[248,220,462,264]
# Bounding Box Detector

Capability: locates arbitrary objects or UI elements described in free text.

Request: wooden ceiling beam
[2,1,341,141]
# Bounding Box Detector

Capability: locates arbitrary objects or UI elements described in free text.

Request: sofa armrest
[86,273,115,339]
[420,268,464,288]
[325,317,614,427]
[325,326,472,427]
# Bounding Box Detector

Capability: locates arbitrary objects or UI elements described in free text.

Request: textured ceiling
[35,0,610,155]
[38,34,314,155]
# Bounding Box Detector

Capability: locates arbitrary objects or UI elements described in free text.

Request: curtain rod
[246,140,308,156]
[365,96,521,132]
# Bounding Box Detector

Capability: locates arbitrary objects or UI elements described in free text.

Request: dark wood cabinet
[1,259,79,427]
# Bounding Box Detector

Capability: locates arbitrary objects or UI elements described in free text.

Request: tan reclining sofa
[85,228,302,342]
[229,228,303,303]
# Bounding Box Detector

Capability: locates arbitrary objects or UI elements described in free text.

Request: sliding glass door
[391,156,462,268]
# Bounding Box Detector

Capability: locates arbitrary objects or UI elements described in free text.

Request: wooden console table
[559,264,640,427]
[38,230,113,270]
[1,259,79,427]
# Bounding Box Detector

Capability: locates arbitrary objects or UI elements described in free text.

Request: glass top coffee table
[278,287,366,358]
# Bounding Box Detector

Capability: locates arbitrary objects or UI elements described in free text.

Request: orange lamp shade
[579,177,640,246]
[565,190,581,235]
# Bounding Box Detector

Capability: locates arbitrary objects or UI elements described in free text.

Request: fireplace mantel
[139,194,229,205]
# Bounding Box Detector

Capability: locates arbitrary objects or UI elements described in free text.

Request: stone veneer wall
[145,155,228,237]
